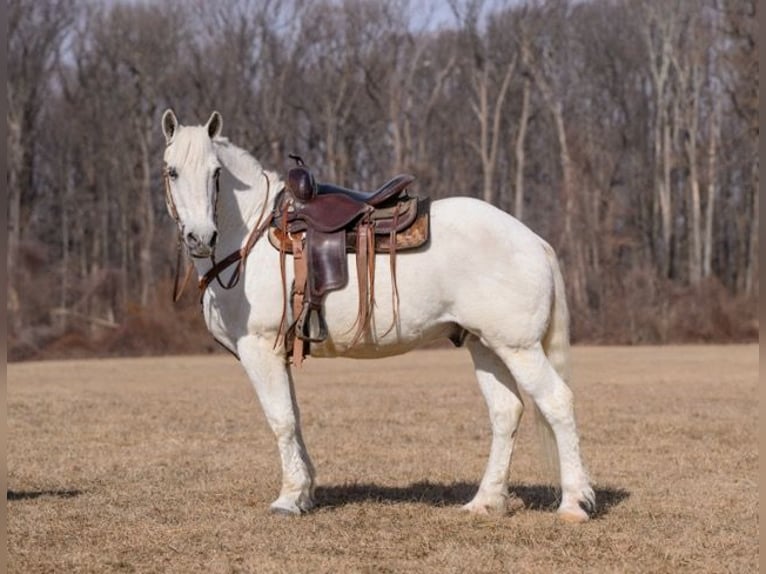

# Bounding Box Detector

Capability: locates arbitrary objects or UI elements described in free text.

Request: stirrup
[295,305,329,343]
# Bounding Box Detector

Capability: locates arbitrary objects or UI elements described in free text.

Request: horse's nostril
[210,231,218,248]
[186,231,199,245]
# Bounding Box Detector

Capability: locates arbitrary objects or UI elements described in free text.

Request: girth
[269,175,429,366]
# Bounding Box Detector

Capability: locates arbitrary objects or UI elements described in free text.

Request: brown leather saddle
[269,160,430,364]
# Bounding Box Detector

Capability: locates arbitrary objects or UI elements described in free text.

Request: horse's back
[430,196,544,247]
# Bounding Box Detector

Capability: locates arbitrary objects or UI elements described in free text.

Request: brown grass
[8,346,758,573]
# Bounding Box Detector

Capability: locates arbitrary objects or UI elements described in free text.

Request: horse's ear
[206,111,223,139]
[162,109,178,143]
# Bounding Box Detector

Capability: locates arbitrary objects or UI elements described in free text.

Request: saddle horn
[288,153,306,166]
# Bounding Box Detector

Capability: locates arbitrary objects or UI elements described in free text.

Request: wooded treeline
[8,0,758,360]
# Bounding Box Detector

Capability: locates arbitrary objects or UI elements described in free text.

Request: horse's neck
[215,140,280,250]
[192,140,280,277]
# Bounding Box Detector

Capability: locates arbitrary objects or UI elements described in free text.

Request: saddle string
[368,220,376,310]
[347,219,376,347]
[274,205,291,350]
[380,203,401,338]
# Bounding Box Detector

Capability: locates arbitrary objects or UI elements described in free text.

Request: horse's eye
[167,167,178,180]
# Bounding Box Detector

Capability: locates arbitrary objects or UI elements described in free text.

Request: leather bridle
[163,164,192,301]
[163,164,273,302]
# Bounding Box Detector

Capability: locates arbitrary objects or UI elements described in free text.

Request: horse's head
[161,109,223,258]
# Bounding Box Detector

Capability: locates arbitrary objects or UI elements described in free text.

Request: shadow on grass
[7,489,83,502]
[509,484,630,518]
[315,481,629,519]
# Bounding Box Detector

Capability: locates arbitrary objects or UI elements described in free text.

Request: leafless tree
[8,0,76,334]
[7,0,758,358]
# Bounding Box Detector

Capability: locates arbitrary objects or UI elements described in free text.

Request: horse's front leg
[238,335,316,514]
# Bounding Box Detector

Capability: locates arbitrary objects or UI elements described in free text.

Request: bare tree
[8,0,76,333]
[449,0,517,205]
[512,21,532,221]
[638,0,679,279]
[720,0,757,295]
[671,4,705,283]
[702,96,720,279]
[523,1,590,306]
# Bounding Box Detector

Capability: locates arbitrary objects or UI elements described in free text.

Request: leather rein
[163,166,273,302]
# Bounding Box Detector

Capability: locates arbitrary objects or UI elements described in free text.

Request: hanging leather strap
[274,210,290,350]
[172,233,196,302]
[381,203,401,337]
[291,235,307,367]
[348,221,375,347]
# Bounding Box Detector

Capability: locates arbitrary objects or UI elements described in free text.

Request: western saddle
[269,157,430,365]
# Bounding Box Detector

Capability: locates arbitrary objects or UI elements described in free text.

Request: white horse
[160,109,595,522]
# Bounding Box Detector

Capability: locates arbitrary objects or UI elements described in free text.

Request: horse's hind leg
[238,335,316,515]
[463,338,524,515]
[494,343,595,522]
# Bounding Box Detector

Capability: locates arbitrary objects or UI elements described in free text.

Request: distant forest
[8,0,758,360]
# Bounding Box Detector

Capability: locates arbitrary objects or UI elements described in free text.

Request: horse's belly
[309,321,458,359]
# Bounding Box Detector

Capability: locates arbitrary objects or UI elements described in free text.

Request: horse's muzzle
[186,229,217,258]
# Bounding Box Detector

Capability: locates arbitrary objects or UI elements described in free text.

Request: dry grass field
[8,345,758,573]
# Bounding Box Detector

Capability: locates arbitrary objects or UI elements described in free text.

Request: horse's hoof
[269,505,302,516]
[461,501,490,516]
[557,505,590,523]
[461,496,508,516]
[558,487,595,523]
[269,500,305,516]
[269,495,315,516]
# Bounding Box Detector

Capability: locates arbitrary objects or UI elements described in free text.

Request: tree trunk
[471,55,515,206]
[513,75,530,221]
[137,120,155,307]
[120,196,130,312]
[525,34,583,306]
[744,161,758,295]
[702,99,720,279]
[685,62,702,285]
[552,101,574,244]
[7,116,22,335]
[659,120,673,278]
[59,162,73,332]
[642,5,675,279]
[389,89,405,173]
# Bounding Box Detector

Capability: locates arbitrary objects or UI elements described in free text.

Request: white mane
[212,136,281,240]
[213,136,274,187]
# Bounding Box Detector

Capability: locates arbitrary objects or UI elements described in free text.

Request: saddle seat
[317,174,415,207]
[269,165,430,365]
